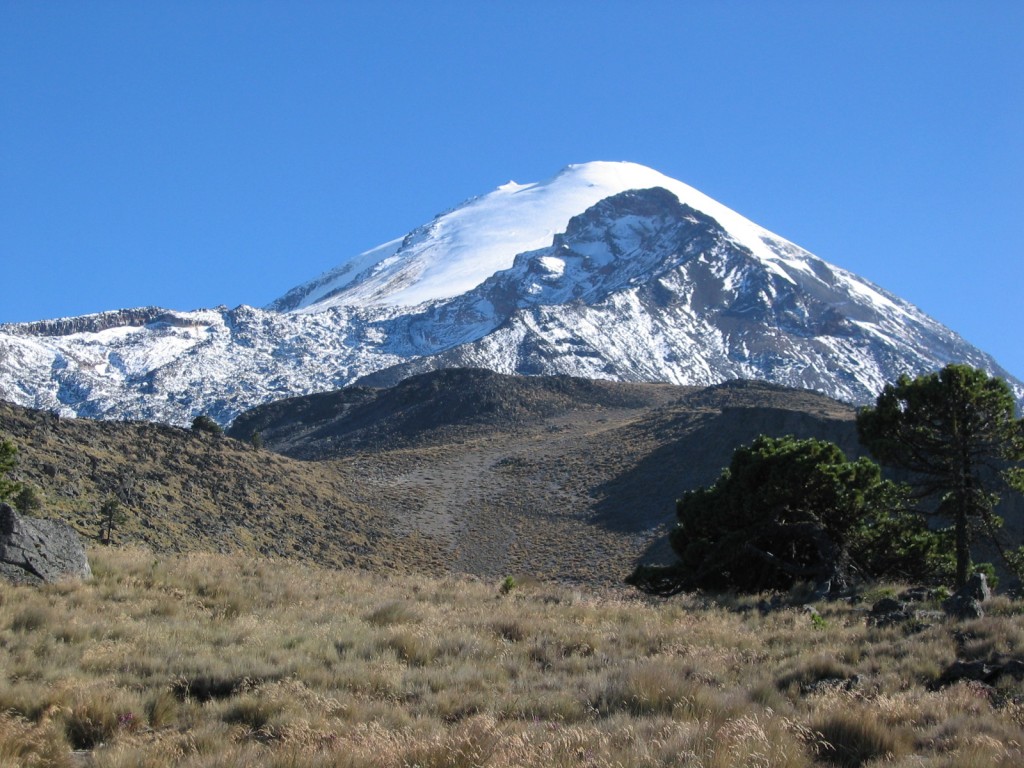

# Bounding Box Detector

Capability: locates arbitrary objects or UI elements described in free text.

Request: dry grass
[1,547,1023,767]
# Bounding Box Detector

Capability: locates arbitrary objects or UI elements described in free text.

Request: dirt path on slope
[345,406,664,584]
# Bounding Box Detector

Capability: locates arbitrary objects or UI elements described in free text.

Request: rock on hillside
[0,503,91,584]
[0,401,412,571]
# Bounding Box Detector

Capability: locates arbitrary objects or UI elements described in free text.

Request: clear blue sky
[2,2,1022,380]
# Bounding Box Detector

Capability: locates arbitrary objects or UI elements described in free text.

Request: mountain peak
[270,161,785,314]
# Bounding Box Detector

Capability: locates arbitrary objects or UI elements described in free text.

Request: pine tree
[857,364,1024,587]
[643,435,923,593]
[99,497,127,545]
[191,415,223,436]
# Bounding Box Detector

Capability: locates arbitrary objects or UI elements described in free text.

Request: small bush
[814,710,910,767]
[222,692,285,731]
[0,713,72,768]
[171,674,253,702]
[364,601,420,626]
[13,485,43,516]
[63,696,122,749]
[146,689,179,728]
[385,630,439,667]
[776,655,858,695]
[398,715,503,768]
[0,683,63,722]
[492,619,527,642]
[10,605,56,633]
[598,661,723,719]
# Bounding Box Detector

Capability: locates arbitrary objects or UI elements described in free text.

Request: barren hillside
[3,371,863,584]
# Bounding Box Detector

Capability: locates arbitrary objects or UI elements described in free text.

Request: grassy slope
[1,547,1022,767]
[0,401,425,573]
[3,373,1024,765]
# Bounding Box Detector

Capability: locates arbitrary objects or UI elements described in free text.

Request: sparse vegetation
[1,371,1021,764]
[0,400,417,575]
[1,547,1022,766]
[0,435,20,501]
[98,496,127,545]
[0,380,873,586]
[12,484,43,515]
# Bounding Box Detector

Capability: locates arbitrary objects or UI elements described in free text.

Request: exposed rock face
[961,572,992,602]
[0,503,92,585]
[1,306,168,337]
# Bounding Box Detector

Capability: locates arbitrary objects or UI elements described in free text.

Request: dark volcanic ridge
[227,368,688,459]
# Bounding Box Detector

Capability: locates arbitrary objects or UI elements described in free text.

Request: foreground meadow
[1,548,1023,767]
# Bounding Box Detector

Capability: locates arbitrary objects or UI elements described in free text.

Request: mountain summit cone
[270,161,788,313]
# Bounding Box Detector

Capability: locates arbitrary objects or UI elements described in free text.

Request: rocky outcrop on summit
[0,503,92,585]
[1,307,169,337]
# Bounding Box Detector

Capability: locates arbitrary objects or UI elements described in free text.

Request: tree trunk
[954,491,969,588]
[954,432,974,589]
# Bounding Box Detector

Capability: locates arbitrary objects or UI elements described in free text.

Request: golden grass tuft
[776,653,858,695]
[0,712,73,768]
[363,600,421,626]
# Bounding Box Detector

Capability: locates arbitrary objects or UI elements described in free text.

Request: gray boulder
[943,594,984,620]
[932,656,1024,690]
[942,573,991,620]
[961,572,992,603]
[867,597,913,628]
[0,503,92,585]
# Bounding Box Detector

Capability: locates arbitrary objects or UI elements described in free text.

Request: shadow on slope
[589,381,860,537]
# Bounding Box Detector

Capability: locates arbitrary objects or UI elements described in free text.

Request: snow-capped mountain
[1,161,1021,425]
[271,162,787,313]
